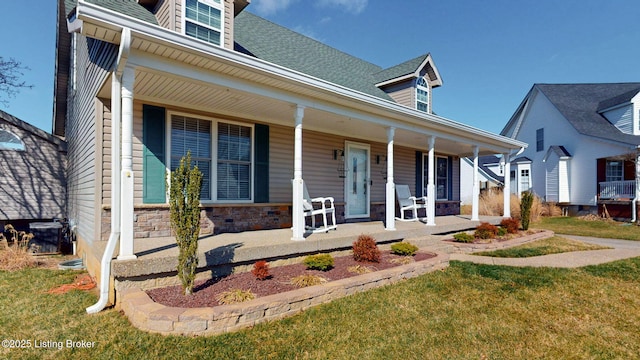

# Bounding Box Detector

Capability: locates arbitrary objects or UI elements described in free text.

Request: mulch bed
[147,251,435,308]
[443,229,544,244]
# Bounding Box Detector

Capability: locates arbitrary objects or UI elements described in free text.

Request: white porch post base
[118,172,136,260]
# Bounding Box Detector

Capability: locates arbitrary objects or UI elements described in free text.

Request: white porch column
[503,153,511,218]
[291,105,305,240]
[426,136,436,226]
[471,146,480,221]
[118,66,136,260]
[385,127,396,231]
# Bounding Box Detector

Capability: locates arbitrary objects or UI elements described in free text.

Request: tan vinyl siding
[154,0,175,31]
[224,0,233,49]
[101,103,112,204]
[381,81,414,108]
[393,146,417,195]
[451,156,460,201]
[268,124,293,202]
[66,36,117,244]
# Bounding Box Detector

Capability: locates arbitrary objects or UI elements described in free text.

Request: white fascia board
[76,1,525,151]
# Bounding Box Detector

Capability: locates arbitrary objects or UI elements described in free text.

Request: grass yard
[2,258,640,359]
[534,216,640,240]
[473,236,611,258]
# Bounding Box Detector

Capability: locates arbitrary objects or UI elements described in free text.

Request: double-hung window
[416,77,429,113]
[169,114,253,202]
[605,160,623,182]
[184,0,223,46]
[171,115,212,200]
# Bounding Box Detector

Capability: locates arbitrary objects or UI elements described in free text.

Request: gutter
[87,28,130,314]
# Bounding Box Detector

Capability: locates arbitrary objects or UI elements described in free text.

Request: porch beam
[118,65,137,260]
[471,146,480,221]
[385,127,396,231]
[426,136,436,226]
[291,105,305,241]
[503,153,511,218]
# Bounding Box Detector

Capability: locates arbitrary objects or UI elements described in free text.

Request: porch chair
[303,183,337,233]
[395,184,427,221]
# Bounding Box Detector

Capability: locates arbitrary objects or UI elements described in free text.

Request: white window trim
[605,160,624,182]
[165,111,254,204]
[182,0,225,47]
[416,77,429,113]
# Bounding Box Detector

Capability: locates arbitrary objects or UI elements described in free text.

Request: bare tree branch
[0,56,34,106]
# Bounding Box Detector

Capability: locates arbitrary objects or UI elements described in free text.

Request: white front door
[345,142,370,218]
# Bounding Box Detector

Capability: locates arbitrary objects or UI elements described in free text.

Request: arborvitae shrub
[452,232,475,243]
[474,222,499,239]
[303,254,334,271]
[352,234,381,263]
[520,191,534,230]
[390,242,419,256]
[500,217,520,234]
[251,260,270,280]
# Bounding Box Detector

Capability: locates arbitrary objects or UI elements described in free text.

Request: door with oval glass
[344,142,370,218]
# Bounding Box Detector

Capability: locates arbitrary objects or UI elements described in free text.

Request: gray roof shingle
[63,0,158,25]
[536,83,640,146]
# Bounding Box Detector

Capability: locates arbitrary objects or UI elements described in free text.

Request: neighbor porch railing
[599,180,636,200]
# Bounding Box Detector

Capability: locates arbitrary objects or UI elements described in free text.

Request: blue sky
[0,0,638,134]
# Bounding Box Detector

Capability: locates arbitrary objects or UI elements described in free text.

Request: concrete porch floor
[108,215,503,280]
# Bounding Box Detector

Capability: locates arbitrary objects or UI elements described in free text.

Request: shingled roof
[63,0,158,25]
[535,83,640,145]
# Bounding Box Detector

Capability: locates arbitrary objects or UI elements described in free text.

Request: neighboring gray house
[0,109,67,227]
[501,83,640,219]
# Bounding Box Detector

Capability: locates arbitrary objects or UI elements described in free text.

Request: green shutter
[254,124,269,203]
[142,105,166,204]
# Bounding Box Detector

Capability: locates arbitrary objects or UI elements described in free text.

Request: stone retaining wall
[119,252,449,336]
[448,230,554,253]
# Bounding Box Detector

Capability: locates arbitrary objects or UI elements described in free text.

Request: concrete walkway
[449,235,640,268]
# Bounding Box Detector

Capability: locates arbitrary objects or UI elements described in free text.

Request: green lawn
[534,216,640,240]
[474,236,610,258]
[2,259,640,359]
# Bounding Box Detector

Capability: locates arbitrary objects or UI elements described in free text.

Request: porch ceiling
[99,67,499,156]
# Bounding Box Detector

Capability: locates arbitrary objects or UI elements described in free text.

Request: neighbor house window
[416,77,429,113]
[171,115,212,200]
[0,129,25,151]
[184,0,223,46]
[520,169,530,192]
[217,122,252,200]
[605,160,623,182]
[536,128,544,152]
[423,155,448,200]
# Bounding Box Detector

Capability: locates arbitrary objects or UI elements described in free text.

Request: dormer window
[0,129,25,151]
[184,0,224,46]
[416,77,429,113]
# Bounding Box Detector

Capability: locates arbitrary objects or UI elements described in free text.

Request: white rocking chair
[303,183,337,233]
[395,184,427,221]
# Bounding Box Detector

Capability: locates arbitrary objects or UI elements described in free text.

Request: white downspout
[87,28,130,314]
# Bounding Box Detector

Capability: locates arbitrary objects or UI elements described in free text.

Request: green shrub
[500,217,520,234]
[474,222,499,239]
[453,232,475,243]
[352,234,381,262]
[521,191,534,230]
[303,254,334,271]
[497,227,508,236]
[390,242,419,256]
[168,152,203,296]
